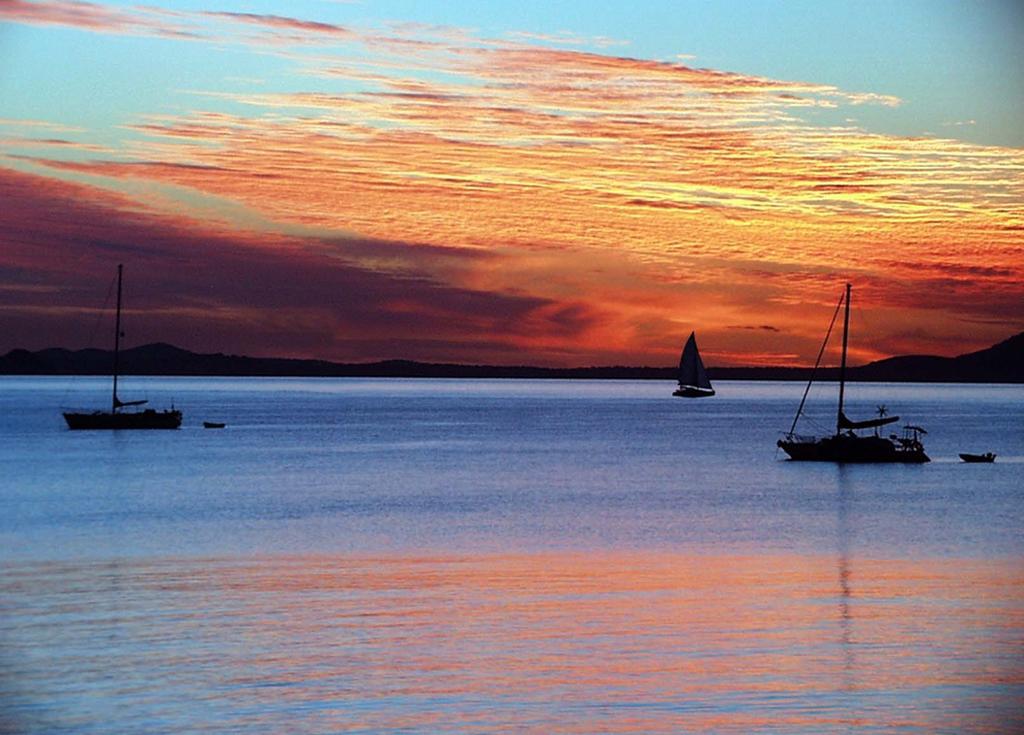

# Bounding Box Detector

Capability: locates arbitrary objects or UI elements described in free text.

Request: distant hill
[852,331,1024,383]
[710,331,1024,383]
[1,333,1022,382]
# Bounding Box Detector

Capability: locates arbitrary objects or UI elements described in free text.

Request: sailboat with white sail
[776,283,928,462]
[63,264,182,430]
[673,332,715,397]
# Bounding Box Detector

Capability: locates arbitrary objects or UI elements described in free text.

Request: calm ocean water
[1,377,1022,732]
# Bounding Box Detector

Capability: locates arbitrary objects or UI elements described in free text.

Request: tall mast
[112,264,123,413]
[836,282,851,435]
[786,290,844,437]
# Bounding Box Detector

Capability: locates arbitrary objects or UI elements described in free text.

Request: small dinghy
[203,421,226,429]
[959,452,995,463]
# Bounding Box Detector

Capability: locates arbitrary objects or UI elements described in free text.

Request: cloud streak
[0,0,143,31]
[1,3,1022,364]
[0,0,197,38]
[0,166,615,363]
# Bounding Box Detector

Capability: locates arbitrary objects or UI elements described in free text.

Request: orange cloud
[2,12,1021,364]
[201,10,355,45]
[0,0,196,38]
[0,165,620,363]
[0,0,140,31]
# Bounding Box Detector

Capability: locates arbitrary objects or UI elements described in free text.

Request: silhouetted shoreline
[1,332,1021,383]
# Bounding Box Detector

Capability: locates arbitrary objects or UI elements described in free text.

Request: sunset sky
[1,0,1022,367]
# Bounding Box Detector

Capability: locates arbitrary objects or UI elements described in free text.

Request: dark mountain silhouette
[1,332,1021,382]
[850,331,1024,382]
[712,331,1024,383]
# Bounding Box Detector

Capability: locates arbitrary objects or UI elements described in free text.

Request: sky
[1,0,1022,367]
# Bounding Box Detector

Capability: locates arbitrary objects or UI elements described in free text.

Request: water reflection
[2,552,1022,734]
[835,466,857,732]
[836,465,855,659]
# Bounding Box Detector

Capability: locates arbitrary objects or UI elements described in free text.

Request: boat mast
[112,264,123,413]
[786,291,844,437]
[836,282,851,435]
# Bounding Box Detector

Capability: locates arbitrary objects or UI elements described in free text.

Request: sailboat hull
[64,409,182,430]
[673,386,715,398]
[777,434,929,463]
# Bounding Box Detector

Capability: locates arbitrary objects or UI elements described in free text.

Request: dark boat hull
[203,421,226,429]
[673,386,715,398]
[959,453,995,463]
[778,434,929,463]
[64,409,182,430]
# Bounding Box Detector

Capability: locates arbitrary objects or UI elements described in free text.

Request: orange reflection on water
[2,553,1022,733]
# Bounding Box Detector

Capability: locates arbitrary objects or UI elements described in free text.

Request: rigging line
[59,271,117,409]
[786,290,845,437]
[804,415,831,434]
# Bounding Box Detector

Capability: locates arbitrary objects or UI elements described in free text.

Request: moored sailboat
[777,284,928,463]
[63,265,182,430]
[673,331,715,397]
